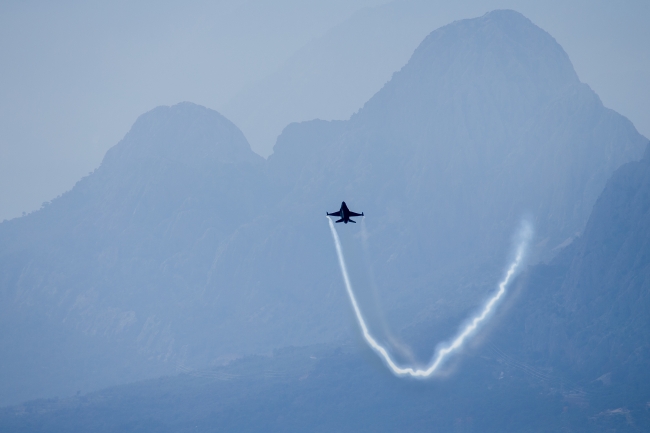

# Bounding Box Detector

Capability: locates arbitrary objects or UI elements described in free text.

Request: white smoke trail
[359,218,414,361]
[327,216,532,378]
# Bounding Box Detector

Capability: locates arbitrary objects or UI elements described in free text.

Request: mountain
[233,9,647,358]
[494,142,650,391]
[3,143,650,433]
[0,103,268,404]
[222,0,650,159]
[0,10,646,406]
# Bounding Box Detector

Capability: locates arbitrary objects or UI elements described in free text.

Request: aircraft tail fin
[349,219,356,223]
[336,218,344,223]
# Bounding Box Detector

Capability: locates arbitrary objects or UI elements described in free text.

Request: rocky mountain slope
[495,142,650,391]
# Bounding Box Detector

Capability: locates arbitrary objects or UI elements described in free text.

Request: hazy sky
[1,0,648,221]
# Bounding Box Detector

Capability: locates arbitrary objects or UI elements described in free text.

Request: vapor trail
[327,216,531,378]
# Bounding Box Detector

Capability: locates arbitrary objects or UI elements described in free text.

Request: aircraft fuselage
[327,201,363,224]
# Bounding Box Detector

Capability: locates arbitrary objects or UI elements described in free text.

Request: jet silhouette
[327,201,364,224]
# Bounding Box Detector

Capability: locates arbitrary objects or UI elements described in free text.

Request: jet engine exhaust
[327,216,532,378]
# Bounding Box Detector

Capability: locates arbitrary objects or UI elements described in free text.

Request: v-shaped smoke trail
[327,216,532,378]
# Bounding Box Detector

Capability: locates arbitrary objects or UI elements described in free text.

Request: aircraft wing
[348,211,363,217]
[327,211,342,217]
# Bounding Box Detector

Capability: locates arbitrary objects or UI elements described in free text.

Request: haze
[1,0,648,222]
[2,4,650,430]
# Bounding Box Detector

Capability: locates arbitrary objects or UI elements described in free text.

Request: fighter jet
[327,201,364,224]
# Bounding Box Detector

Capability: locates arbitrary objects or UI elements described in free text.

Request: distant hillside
[0,103,269,404]
[0,10,646,406]
[495,141,650,390]
[0,344,580,433]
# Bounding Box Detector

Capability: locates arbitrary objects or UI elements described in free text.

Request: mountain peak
[415,9,576,80]
[101,102,262,171]
[357,9,579,129]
